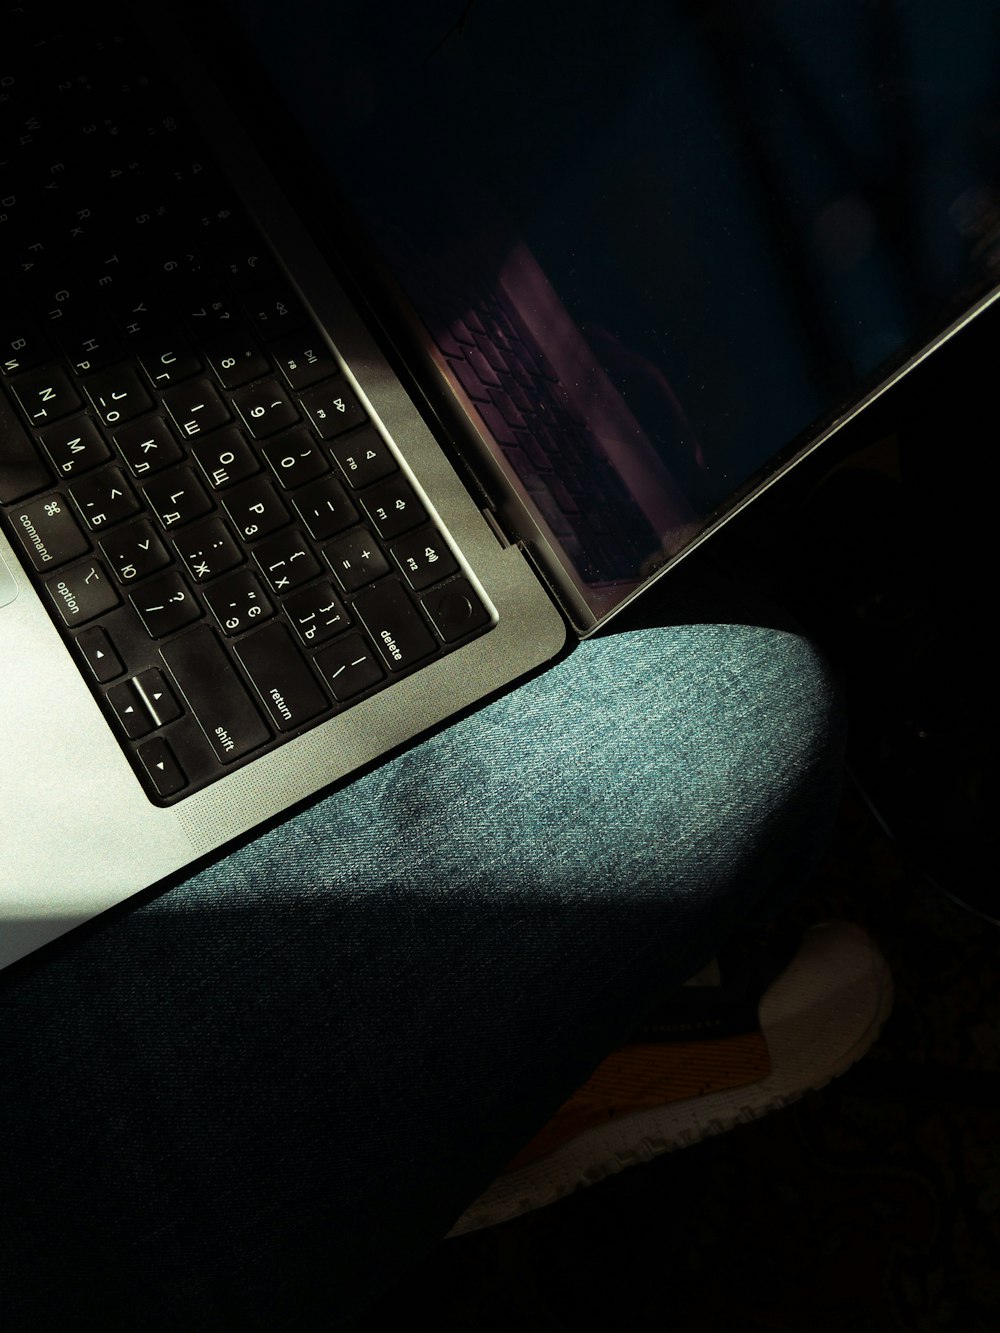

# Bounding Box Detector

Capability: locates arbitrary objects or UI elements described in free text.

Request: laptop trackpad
[0,551,17,609]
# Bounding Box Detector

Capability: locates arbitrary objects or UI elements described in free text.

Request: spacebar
[161,626,270,763]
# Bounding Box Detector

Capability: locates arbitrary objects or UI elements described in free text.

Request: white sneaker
[449,920,892,1236]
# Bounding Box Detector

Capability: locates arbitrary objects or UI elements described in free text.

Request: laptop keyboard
[0,7,492,804]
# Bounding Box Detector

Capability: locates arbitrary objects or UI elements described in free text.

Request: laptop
[3,0,1000,970]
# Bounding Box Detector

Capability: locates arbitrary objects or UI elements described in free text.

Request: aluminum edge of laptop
[0,26,568,972]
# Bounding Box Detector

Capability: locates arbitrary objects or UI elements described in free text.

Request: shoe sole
[449,920,893,1235]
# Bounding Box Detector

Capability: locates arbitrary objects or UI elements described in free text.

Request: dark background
[353,279,1000,1330]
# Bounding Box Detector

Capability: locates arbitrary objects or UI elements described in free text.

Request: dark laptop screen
[230,0,1000,599]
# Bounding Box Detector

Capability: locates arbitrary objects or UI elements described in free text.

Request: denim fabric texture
[0,584,845,1329]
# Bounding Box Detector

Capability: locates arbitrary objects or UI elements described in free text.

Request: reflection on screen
[234,0,1000,593]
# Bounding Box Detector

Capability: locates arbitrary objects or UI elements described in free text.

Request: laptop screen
[229,0,1000,618]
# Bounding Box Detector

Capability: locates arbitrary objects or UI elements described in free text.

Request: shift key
[161,626,270,763]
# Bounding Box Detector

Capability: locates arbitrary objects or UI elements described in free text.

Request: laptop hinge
[479,505,513,551]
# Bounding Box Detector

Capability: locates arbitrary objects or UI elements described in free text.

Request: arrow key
[107,678,156,739]
[136,737,188,799]
[134,667,183,727]
[77,626,125,683]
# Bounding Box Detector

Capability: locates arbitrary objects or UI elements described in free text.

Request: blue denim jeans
[0,580,844,1329]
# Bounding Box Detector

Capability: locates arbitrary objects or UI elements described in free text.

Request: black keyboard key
[11,363,83,426]
[202,325,269,388]
[130,569,200,637]
[252,527,321,594]
[38,415,110,479]
[136,736,188,798]
[243,284,307,340]
[351,580,437,672]
[107,291,172,341]
[389,527,459,592]
[283,581,350,646]
[9,491,89,571]
[107,678,156,739]
[222,475,290,542]
[134,667,183,726]
[270,330,337,390]
[77,625,125,682]
[100,517,172,584]
[314,632,385,701]
[172,516,243,582]
[84,365,153,427]
[359,474,427,541]
[0,388,51,501]
[291,474,357,540]
[142,465,213,530]
[218,245,282,292]
[299,378,367,439]
[177,290,241,336]
[190,425,260,490]
[204,567,274,635]
[261,427,329,490]
[1,325,52,376]
[160,625,269,763]
[55,316,124,377]
[161,378,231,439]
[231,378,300,439]
[234,621,328,731]
[69,465,139,530]
[44,558,119,627]
[323,527,390,592]
[328,426,397,489]
[421,577,491,641]
[137,331,202,388]
[112,416,184,477]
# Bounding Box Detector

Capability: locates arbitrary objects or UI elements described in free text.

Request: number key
[231,378,300,439]
[203,325,269,389]
[261,427,329,490]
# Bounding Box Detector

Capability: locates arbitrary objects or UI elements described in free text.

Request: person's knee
[624,620,845,914]
[538,621,845,901]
